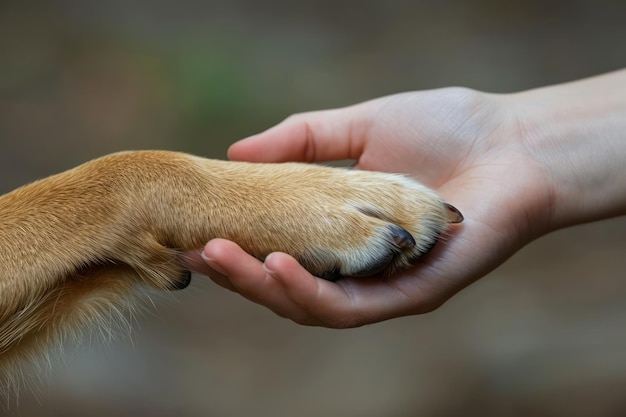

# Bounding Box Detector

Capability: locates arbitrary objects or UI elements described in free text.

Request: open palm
[187,87,554,327]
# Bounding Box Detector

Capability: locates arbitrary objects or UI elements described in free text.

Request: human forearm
[508,69,626,230]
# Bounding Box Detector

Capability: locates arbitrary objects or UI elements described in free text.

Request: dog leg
[0,150,462,375]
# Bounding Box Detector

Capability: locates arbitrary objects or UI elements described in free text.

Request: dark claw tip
[444,203,464,224]
[171,270,192,290]
[390,225,416,249]
[319,268,342,281]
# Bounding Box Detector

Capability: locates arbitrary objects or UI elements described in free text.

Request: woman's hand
[188,69,626,327]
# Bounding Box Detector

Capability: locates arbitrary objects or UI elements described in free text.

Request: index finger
[228,105,373,163]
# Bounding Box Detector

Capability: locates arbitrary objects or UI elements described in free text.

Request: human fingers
[260,252,364,327]
[198,241,421,328]
[200,239,308,319]
[256,253,445,328]
[228,103,375,163]
[183,249,236,292]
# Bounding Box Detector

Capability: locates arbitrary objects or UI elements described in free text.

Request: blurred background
[1,1,625,416]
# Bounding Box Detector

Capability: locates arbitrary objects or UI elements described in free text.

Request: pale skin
[188,69,626,328]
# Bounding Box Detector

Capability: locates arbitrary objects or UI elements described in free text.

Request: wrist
[506,70,626,230]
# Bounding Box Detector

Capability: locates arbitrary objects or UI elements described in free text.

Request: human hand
[187,86,560,327]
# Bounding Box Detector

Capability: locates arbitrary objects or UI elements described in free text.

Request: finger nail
[263,253,276,276]
[201,252,227,275]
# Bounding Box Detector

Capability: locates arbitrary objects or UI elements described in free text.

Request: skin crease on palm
[185,70,626,328]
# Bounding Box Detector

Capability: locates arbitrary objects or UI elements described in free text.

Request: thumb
[228,103,375,163]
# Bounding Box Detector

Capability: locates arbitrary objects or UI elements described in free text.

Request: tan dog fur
[0,150,462,381]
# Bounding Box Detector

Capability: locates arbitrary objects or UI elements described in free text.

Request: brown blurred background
[1,1,625,416]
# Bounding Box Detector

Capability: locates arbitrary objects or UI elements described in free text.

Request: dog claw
[319,268,342,281]
[170,270,192,290]
[390,225,416,249]
[444,203,464,224]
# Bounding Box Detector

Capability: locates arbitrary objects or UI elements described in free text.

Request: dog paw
[298,169,462,279]
[212,163,463,280]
